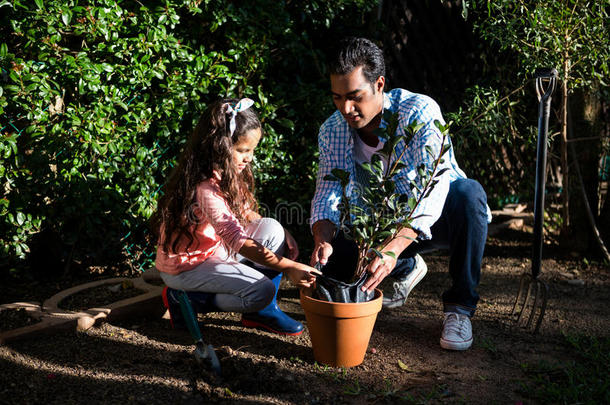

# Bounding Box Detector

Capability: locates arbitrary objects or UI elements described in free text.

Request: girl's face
[232,128,261,173]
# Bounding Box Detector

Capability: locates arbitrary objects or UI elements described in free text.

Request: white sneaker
[382,254,427,308]
[440,312,473,351]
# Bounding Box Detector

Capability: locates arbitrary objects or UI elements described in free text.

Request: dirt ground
[1,227,609,404]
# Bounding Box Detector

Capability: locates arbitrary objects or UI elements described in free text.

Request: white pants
[159,218,285,313]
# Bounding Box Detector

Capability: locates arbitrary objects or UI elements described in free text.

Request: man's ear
[375,76,385,93]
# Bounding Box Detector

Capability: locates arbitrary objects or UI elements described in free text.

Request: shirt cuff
[409,218,433,241]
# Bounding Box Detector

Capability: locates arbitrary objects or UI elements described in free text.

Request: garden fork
[511,68,557,334]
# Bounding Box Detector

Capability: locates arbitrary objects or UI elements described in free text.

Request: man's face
[330,66,385,131]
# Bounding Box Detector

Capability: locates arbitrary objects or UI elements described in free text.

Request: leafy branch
[324,110,452,280]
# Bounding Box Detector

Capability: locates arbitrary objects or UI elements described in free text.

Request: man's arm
[309,119,345,265]
[362,98,448,291]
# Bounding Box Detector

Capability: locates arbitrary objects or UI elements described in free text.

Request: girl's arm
[239,238,316,288]
[197,181,315,286]
[244,209,262,222]
[283,228,299,260]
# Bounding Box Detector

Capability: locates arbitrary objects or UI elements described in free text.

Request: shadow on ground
[1,228,609,403]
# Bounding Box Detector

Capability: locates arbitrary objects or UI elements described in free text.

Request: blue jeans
[323,178,488,317]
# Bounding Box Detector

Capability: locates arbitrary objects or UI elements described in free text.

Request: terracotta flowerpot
[300,288,383,368]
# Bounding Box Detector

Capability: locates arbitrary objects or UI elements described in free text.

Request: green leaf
[435,168,449,178]
[397,235,418,242]
[408,198,416,210]
[442,143,452,155]
[34,0,43,9]
[425,145,434,158]
[398,359,409,371]
[0,43,7,58]
[276,118,294,130]
[376,231,393,239]
[61,10,71,25]
[383,251,396,259]
[358,162,374,175]
[383,180,395,193]
[417,165,425,178]
[330,168,350,186]
[16,212,25,226]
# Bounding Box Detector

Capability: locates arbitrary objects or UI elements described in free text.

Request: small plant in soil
[324,110,452,281]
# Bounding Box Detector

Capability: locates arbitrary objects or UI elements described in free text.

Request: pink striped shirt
[155,177,249,275]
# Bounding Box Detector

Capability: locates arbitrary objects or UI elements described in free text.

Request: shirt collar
[348,92,392,140]
[380,91,392,129]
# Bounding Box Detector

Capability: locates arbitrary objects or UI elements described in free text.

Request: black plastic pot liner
[313,272,374,303]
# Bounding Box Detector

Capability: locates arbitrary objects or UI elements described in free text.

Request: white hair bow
[225,98,255,136]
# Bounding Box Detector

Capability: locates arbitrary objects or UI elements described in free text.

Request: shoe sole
[440,337,473,351]
[383,256,428,308]
[240,318,303,336]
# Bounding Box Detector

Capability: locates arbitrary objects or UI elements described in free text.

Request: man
[309,37,491,351]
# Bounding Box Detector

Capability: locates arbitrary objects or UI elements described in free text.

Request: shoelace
[444,313,468,337]
[392,281,407,297]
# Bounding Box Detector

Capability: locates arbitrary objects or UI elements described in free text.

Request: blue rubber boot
[162,286,216,329]
[241,272,304,336]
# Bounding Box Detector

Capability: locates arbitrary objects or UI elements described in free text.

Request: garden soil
[1,227,609,404]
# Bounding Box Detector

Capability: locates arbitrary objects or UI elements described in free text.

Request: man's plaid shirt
[310,88,491,240]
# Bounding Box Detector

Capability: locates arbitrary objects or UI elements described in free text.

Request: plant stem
[372,131,448,265]
[560,36,570,232]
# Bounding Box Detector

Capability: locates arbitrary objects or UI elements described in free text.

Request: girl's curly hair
[151,98,260,254]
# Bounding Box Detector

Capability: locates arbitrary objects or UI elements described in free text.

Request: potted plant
[301,110,452,367]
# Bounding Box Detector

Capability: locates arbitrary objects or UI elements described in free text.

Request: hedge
[0,0,376,274]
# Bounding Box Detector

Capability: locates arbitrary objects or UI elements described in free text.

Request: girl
[151,98,316,335]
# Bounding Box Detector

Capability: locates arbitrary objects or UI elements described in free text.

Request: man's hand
[284,228,299,260]
[361,227,419,292]
[311,241,333,267]
[362,251,397,292]
[310,220,336,266]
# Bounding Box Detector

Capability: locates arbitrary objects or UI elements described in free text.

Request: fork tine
[533,280,549,334]
[512,273,528,316]
[525,281,541,329]
[517,280,534,325]
[511,273,548,334]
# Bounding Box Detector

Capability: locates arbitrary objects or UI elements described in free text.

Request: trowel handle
[176,290,203,342]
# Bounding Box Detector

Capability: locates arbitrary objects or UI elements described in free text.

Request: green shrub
[0,0,376,275]
[447,84,539,208]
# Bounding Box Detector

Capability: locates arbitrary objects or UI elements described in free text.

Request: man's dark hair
[328,37,385,86]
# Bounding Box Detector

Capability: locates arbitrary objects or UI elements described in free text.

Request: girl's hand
[285,264,317,288]
[284,229,300,260]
